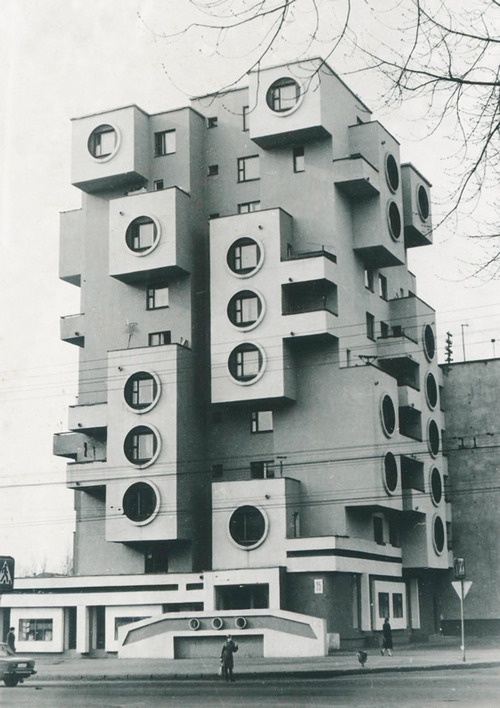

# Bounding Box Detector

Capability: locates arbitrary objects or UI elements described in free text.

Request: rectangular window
[238,201,261,214]
[237,348,260,378]
[208,164,219,176]
[380,321,389,339]
[250,460,275,479]
[132,431,154,461]
[235,295,259,324]
[207,116,218,128]
[242,105,249,131]
[211,464,223,479]
[235,243,259,271]
[149,331,171,346]
[366,312,375,340]
[389,520,400,547]
[154,129,176,156]
[378,592,390,619]
[237,155,259,182]
[132,378,155,407]
[379,274,388,300]
[19,618,53,642]
[153,179,164,191]
[293,511,300,538]
[131,221,155,251]
[251,410,273,433]
[146,286,169,310]
[392,593,404,618]
[114,617,148,641]
[373,516,384,545]
[293,146,305,173]
[364,269,374,291]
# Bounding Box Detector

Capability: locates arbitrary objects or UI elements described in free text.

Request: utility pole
[461,324,469,361]
[445,332,453,364]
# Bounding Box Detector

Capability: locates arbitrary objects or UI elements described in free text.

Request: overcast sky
[1,0,499,575]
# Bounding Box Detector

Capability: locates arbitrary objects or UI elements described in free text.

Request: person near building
[381,617,393,656]
[220,634,238,682]
[7,627,16,653]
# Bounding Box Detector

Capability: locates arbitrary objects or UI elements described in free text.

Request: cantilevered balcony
[60,313,85,347]
[282,279,338,341]
[333,155,380,199]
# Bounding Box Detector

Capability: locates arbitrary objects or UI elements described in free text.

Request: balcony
[282,279,338,341]
[59,209,83,286]
[402,488,426,514]
[60,313,85,347]
[282,249,337,283]
[398,384,421,411]
[333,155,380,199]
[54,431,106,464]
[68,402,107,432]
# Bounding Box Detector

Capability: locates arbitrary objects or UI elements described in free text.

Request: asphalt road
[2,668,499,707]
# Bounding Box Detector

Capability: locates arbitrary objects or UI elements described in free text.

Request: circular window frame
[122,480,160,526]
[423,324,436,362]
[417,184,430,221]
[227,342,266,386]
[87,123,121,163]
[387,200,402,241]
[425,371,438,410]
[382,451,399,495]
[380,394,397,438]
[225,236,265,279]
[123,370,162,414]
[432,514,445,555]
[384,153,400,193]
[123,424,162,469]
[227,504,269,550]
[427,418,440,458]
[125,215,161,257]
[429,466,443,506]
[265,77,304,116]
[227,289,266,332]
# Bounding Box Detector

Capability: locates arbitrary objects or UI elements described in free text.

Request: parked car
[0,642,36,687]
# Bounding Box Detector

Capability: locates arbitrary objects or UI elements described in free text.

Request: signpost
[0,556,15,593]
[452,557,472,662]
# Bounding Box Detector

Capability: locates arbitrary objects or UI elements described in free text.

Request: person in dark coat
[381,617,393,656]
[6,627,16,653]
[220,634,238,681]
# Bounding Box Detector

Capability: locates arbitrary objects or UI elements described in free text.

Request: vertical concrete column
[409,577,420,629]
[76,605,89,654]
[360,573,371,631]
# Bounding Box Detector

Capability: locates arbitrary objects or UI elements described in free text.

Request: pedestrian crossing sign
[0,556,15,592]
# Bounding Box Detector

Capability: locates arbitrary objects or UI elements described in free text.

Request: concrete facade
[1,59,453,656]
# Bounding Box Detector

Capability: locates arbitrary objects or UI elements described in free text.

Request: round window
[124,371,160,413]
[123,425,160,467]
[227,290,263,329]
[417,185,430,220]
[266,77,301,113]
[383,452,398,494]
[387,201,402,240]
[430,467,442,505]
[423,324,436,361]
[381,395,397,437]
[228,343,265,384]
[122,482,159,524]
[433,514,445,554]
[229,505,267,548]
[425,372,438,409]
[125,216,159,254]
[226,238,262,276]
[428,419,440,457]
[87,124,119,160]
[385,154,400,192]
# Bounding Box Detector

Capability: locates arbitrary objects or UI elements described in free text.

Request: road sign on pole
[0,556,15,593]
[452,579,472,662]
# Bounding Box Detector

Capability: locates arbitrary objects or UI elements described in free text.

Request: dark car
[0,642,36,687]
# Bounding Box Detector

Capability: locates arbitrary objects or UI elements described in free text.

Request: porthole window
[124,425,160,467]
[227,290,264,329]
[88,124,119,160]
[425,372,438,410]
[228,343,265,384]
[126,216,159,254]
[433,514,445,554]
[124,371,160,413]
[383,452,398,494]
[423,324,436,361]
[428,419,440,457]
[385,154,400,192]
[226,237,262,276]
[266,77,301,113]
[381,395,397,437]
[387,201,402,240]
[229,505,267,549]
[430,467,442,505]
[417,184,430,221]
[122,482,159,524]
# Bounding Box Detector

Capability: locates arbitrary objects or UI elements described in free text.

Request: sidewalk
[29,639,500,682]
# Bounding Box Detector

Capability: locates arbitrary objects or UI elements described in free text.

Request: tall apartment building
[2,59,451,657]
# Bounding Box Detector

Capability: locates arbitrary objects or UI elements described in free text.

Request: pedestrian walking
[7,626,16,653]
[381,617,393,656]
[220,634,238,682]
